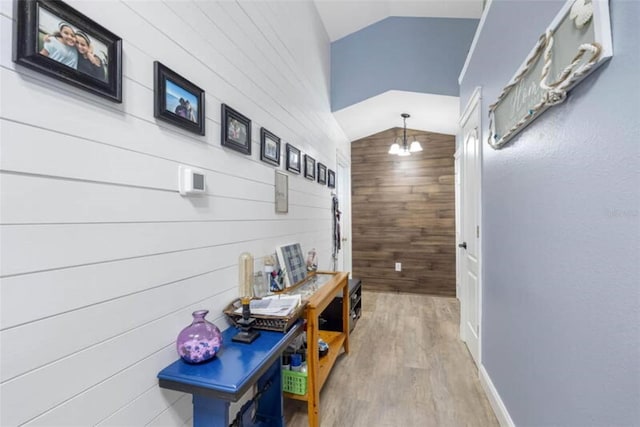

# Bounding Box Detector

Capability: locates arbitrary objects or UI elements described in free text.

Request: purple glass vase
[176,310,222,364]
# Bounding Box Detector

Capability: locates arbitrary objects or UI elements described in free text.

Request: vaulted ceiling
[313,0,484,141]
[314,0,483,42]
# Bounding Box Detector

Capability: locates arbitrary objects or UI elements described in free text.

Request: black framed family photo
[304,154,316,180]
[317,163,327,185]
[13,0,122,102]
[260,127,281,166]
[221,104,252,155]
[153,62,205,135]
[327,169,336,188]
[286,144,301,174]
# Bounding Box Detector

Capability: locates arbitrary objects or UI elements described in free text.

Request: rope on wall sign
[539,29,602,103]
[487,30,601,150]
[486,33,548,150]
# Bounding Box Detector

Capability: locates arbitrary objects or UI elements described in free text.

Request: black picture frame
[317,163,327,185]
[153,62,205,135]
[221,104,251,155]
[285,143,301,174]
[304,154,316,180]
[260,127,280,166]
[327,169,336,188]
[13,0,122,102]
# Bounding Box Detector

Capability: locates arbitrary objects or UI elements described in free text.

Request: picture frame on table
[327,169,336,188]
[260,127,281,166]
[317,163,327,184]
[304,155,316,180]
[12,0,123,102]
[154,61,205,135]
[221,104,251,155]
[285,143,301,174]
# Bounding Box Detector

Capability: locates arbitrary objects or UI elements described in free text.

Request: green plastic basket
[282,369,307,395]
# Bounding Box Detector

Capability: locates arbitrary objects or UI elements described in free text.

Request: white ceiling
[314,0,483,42]
[314,0,483,141]
[332,90,460,141]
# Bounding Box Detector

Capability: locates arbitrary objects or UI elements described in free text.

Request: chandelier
[388,113,423,156]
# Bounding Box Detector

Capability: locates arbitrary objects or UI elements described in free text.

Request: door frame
[458,86,483,364]
[336,149,352,275]
[454,148,462,300]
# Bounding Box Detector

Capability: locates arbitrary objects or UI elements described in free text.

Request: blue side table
[158,321,303,427]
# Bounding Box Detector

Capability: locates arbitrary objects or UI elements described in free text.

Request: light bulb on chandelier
[388,113,423,156]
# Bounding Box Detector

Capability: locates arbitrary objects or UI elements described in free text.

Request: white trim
[459,86,483,127]
[458,0,494,85]
[457,86,483,366]
[479,364,516,427]
[477,88,484,368]
[592,0,613,57]
[453,148,462,301]
[336,148,352,276]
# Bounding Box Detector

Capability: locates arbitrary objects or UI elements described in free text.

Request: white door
[459,88,482,366]
[336,150,352,274]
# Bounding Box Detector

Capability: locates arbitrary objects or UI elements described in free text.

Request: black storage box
[319,278,362,333]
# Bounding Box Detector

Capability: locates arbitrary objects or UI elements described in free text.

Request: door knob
[458,242,467,249]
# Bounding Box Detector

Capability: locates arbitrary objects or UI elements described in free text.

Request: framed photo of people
[327,169,336,188]
[304,154,316,180]
[153,62,205,135]
[13,0,123,102]
[221,104,252,155]
[317,163,327,185]
[285,144,301,174]
[260,127,281,166]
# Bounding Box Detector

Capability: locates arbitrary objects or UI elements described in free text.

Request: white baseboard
[479,364,516,427]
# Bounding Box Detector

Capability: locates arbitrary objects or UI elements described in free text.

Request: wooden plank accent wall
[351,127,456,296]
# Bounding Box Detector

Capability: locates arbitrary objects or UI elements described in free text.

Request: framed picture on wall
[260,127,281,166]
[304,154,316,180]
[221,104,251,155]
[275,170,288,213]
[327,169,336,189]
[153,62,205,135]
[286,143,301,174]
[13,0,123,102]
[317,163,327,184]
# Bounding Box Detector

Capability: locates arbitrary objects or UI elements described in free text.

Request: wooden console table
[158,321,303,427]
[281,271,350,427]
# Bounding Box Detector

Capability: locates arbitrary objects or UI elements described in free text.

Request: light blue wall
[331,16,478,111]
[461,1,640,425]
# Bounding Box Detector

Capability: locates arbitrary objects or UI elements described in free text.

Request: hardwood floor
[283,291,498,427]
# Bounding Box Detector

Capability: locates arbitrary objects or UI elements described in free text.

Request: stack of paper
[234,294,301,317]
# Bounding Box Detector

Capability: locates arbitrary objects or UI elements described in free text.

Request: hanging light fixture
[388,113,423,156]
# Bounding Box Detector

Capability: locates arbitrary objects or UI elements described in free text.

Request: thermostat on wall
[179,165,206,196]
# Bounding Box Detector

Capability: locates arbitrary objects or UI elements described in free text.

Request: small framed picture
[286,144,301,174]
[13,0,122,102]
[154,62,205,135]
[317,163,327,184]
[304,155,316,180]
[327,169,336,188]
[260,128,280,166]
[221,104,252,155]
[275,170,288,213]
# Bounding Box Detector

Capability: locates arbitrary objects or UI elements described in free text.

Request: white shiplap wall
[0,0,350,425]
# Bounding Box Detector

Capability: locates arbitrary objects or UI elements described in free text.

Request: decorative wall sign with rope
[487,0,612,150]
